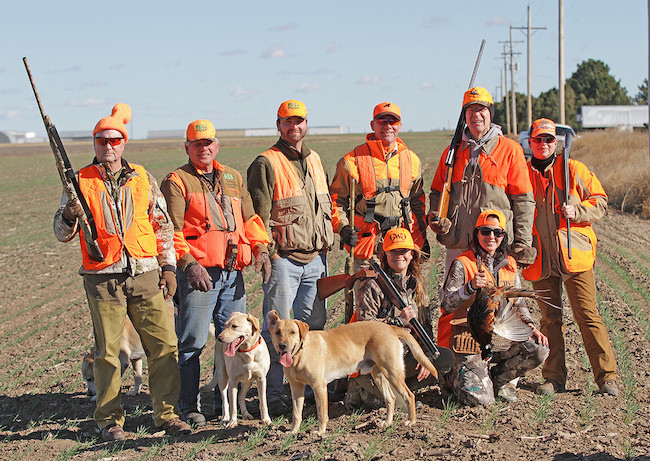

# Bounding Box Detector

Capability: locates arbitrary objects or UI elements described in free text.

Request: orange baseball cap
[93,103,131,141]
[475,209,506,230]
[186,119,217,141]
[530,118,556,139]
[382,228,416,252]
[462,87,494,109]
[277,99,307,120]
[373,102,401,121]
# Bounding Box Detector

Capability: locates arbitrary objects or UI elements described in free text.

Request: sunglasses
[94,137,123,147]
[478,227,506,238]
[388,248,411,255]
[530,135,556,144]
[374,118,400,126]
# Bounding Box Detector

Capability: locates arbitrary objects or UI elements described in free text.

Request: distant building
[147,126,344,139]
[58,131,93,142]
[0,130,42,144]
[579,106,648,129]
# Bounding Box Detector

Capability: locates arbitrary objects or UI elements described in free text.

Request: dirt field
[0,134,649,460]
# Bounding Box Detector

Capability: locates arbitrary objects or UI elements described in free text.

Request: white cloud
[326,41,342,53]
[261,44,286,59]
[0,109,19,120]
[486,16,509,27]
[357,76,380,85]
[66,98,106,108]
[219,49,247,56]
[231,85,258,101]
[268,23,298,32]
[422,16,449,28]
[420,82,434,91]
[297,82,320,94]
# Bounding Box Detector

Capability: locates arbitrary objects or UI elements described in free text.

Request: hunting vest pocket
[558,227,596,274]
[269,198,313,252]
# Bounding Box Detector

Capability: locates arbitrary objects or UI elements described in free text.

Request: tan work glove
[62,199,84,222]
[160,269,177,300]
[512,245,537,268]
[255,252,272,284]
[427,211,451,235]
[185,262,212,292]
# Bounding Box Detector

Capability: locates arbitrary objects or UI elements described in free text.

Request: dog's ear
[266,310,280,330]
[295,320,310,340]
[248,314,261,333]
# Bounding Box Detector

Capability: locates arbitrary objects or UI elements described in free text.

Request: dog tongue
[224,337,244,357]
[279,351,293,367]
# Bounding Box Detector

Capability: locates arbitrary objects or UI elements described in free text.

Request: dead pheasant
[467,283,555,361]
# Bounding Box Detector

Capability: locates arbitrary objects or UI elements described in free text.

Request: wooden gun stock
[317,269,376,301]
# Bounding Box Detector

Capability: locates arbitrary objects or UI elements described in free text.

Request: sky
[1,1,647,139]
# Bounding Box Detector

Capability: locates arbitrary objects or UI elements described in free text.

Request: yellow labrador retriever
[266,310,438,435]
[200,312,271,428]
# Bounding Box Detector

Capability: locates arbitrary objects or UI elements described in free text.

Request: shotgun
[369,261,454,373]
[317,268,376,301]
[563,132,573,259]
[23,57,104,262]
[344,178,356,322]
[435,39,486,221]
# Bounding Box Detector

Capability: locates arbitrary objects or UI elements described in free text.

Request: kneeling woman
[346,228,434,409]
[439,209,549,406]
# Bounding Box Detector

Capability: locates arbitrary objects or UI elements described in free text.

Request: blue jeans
[175,266,246,414]
[261,253,327,402]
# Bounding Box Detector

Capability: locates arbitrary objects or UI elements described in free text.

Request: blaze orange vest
[523,159,599,281]
[262,147,334,252]
[78,164,158,270]
[166,166,252,270]
[437,251,517,349]
[351,142,416,259]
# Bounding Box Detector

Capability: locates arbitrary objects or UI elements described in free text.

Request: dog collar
[238,336,262,353]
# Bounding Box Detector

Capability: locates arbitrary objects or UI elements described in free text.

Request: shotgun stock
[317,268,376,301]
[563,132,573,259]
[435,39,486,221]
[23,57,104,262]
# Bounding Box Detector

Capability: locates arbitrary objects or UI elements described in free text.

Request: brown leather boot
[101,423,126,442]
[161,418,192,436]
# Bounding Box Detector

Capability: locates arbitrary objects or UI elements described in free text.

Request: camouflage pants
[447,338,549,407]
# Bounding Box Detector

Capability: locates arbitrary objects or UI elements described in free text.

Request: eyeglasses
[530,135,556,144]
[374,118,400,126]
[94,137,123,147]
[478,227,506,238]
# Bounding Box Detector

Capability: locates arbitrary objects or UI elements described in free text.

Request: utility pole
[503,33,523,135]
[511,6,546,128]
[557,0,566,124]
[502,44,511,134]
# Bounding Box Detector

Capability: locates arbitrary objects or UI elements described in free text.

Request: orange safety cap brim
[373,102,401,121]
[475,209,506,230]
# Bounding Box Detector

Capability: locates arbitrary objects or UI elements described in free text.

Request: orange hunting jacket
[330,135,426,260]
[162,161,268,271]
[430,135,534,251]
[523,157,607,282]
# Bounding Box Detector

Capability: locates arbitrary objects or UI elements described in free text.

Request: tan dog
[81,316,146,400]
[266,310,438,435]
[200,312,271,428]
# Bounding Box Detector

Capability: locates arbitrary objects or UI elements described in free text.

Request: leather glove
[427,211,451,235]
[339,225,358,247]
[185,262,212,292]
[160,269,177,300]
[62,199,84,222]
[512,245,537,268]
[255,252,272,284]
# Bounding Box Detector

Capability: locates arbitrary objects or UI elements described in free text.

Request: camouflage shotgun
[563,131,573,259]
[23,57,105,262]
[435,39,486,221]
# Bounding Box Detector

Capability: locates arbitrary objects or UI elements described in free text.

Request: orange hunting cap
[462,87,494,109]
[373,102,401,121]
[475,209,506,230]
[277,99,307,120]
[382,228,416,252]
[93,103,131,141]
[186,119,217,141]
[530,118,557,139]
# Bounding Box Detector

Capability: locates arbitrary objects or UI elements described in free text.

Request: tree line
[494,59,647,132]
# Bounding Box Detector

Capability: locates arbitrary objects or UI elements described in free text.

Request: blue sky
[1,1,646,139]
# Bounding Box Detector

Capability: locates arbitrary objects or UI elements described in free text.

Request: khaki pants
[532,268,617,387]
[84,270,181,429]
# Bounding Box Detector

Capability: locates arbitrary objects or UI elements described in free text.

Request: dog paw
[224,420,238,429]
[261,417,272,426]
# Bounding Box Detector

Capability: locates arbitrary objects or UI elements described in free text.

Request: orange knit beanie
[93,103,132,141]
